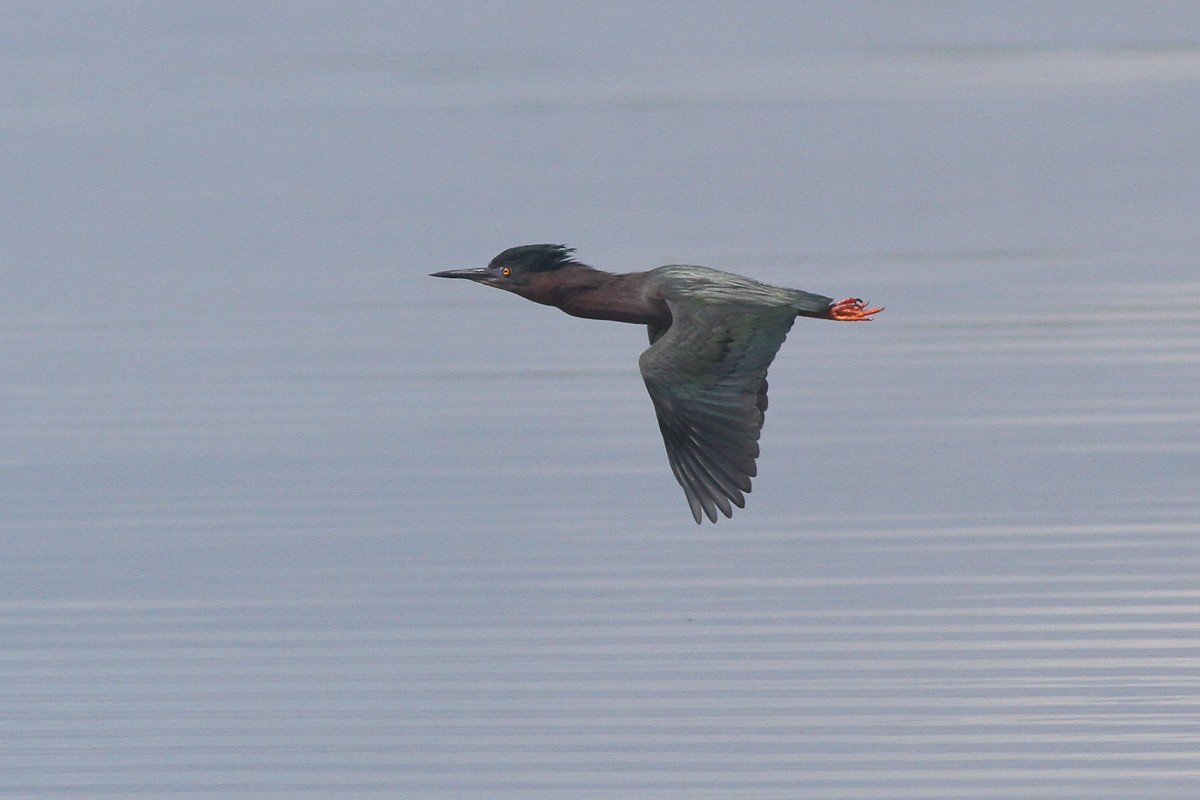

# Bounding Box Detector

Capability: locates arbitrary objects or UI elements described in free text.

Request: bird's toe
[829,297,883,321]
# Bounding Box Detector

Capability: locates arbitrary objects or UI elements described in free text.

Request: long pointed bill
[430,267,491,281]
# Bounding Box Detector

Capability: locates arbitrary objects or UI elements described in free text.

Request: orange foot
[829,296,884,321]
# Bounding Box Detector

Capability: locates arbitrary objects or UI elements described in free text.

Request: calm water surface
[4,4,1200,799]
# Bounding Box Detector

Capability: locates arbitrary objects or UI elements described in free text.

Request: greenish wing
[638,298,798,523]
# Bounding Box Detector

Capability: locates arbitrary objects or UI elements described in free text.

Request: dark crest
[488,244,578,275]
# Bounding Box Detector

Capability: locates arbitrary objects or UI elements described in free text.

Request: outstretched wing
[639,297,799,523]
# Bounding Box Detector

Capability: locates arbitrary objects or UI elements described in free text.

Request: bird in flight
[432,244,882,523]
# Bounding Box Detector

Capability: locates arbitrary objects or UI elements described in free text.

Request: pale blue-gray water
[4,3,1200,798]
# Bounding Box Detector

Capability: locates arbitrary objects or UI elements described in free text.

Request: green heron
[432,244,882,523]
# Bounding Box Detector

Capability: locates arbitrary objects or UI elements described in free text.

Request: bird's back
[646,264,834,317]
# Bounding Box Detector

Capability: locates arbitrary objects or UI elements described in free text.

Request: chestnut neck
[513,264,669,327]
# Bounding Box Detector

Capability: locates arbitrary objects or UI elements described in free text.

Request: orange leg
[829,297,883,321]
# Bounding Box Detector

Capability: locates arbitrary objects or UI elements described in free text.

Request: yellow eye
[501,266,512,276]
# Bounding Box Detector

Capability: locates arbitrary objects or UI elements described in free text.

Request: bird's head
[431,244,579,290]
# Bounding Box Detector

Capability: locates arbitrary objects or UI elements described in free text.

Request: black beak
[430,267,491,281]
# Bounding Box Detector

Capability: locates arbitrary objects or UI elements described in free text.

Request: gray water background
[4,3,1200,798]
